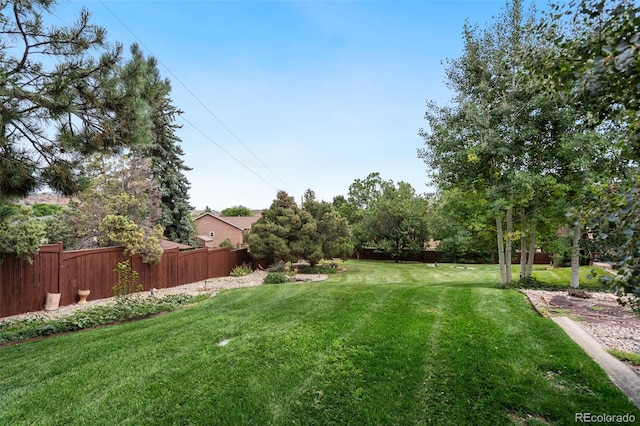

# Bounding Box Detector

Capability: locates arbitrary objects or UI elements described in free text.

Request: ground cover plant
[0,261,637,425]
[0,294,208,344]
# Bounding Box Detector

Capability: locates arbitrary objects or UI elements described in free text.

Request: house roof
[194,213,260,231]
[196,234,214,242]
[160,239,192,250]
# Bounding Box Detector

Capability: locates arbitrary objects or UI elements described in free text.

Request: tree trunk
[505,206,513,284]
[519,209,527,279]
[526,217,537,278]
[570,221,581,288]
[496,215,507,285]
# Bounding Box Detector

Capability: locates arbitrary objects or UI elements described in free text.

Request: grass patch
[607,349,640,367]
[528,265,611,290]
[0,261,637,425]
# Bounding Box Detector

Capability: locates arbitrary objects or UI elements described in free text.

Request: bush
[219,238,234,248]
[268,260,287,272]
[263,272,291,285]
[297,264,339,274]
[0,294,208,344]
[113,260,142,298]
[230,265,252,277]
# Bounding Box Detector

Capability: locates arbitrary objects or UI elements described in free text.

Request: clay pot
[77,289,91,305]
[44,292,61,311]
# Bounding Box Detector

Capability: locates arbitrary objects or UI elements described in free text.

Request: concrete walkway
[553,316,640,409]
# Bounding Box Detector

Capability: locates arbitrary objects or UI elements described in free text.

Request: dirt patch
[522,289,640,357]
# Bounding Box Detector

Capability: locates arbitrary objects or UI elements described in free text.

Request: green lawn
[1,261,637,425]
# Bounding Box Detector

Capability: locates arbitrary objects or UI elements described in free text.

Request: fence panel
[130,248,179,291]
[178,248,209,285]
[1,245,250,318]
[208,247,230,278]
[61,247,128,305]
[0,244,60,317]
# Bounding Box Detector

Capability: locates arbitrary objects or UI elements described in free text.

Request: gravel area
[1,271,328,323]
[521,289,640,356]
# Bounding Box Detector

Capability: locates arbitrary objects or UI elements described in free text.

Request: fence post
[56,242,63,294]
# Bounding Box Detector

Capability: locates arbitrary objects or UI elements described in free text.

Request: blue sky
[53,0,527,210]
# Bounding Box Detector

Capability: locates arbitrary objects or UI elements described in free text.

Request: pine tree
[0,1,150,198]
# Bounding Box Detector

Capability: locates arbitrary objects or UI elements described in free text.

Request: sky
[51,0,531,210]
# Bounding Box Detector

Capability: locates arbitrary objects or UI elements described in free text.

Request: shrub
[230,265,252,277]
[113,260,142,298]
[268,260,287,272]
[219,238,234,248]
[297,264,339,274]
[263,272,291,285]
[0,294,208,344]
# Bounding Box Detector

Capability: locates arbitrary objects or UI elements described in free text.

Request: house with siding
[194,213,261,248]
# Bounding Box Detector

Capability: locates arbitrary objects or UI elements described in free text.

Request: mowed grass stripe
[0,261,638,425]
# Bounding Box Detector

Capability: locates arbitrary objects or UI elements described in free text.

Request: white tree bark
[570,221,581,288]
[505,206,513,284]
[526,218,537,278]
[519,209,527,279]
[496,215,507,285]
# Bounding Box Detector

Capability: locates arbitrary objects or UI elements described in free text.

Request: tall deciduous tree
[221,206,253,217]
[0,0,150,198]
[419,0,586,284]
[537,0,639,299]
[68,153,164,263]
[344,173,430,262]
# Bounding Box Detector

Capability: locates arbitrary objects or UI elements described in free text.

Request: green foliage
[535,0,640,300]
[230,265,253,277]
[588,184,640,312]
[429,189,494,263]
[262,272,292,284]
[219,238,234,248]
[247,191,321,266]
[112,260,142,298]
[302,189,353,263]
[65,154,164,262]
[297,263,340,275]
[344,174,429,262]
[221,205,253,217]
[0,294,207,344]
[98,215,164,264]
[135,47,195,246]
[30,204,64,217]
[0,1,153,198]
[0,205,46,264]
[268,260,287,272]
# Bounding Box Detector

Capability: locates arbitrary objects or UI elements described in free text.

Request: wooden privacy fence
[0,244,251,318]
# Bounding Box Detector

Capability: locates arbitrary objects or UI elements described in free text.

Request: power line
[98,0,290,190]
[178,115,279,191]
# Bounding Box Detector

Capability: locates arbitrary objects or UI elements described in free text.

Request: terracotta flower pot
[77,289,91,305]
[44,292,61,311]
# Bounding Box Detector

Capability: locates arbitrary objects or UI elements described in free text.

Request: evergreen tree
[247,191,320,266]
[0,1,150,198]
[302,190,353,262]
[135,47,195,246]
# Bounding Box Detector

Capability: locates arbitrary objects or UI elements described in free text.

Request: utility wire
[98,0,289,190]
[179,115,278,191]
